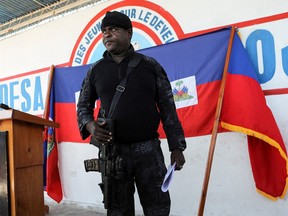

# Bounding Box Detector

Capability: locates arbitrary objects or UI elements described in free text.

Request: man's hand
[171,149,185,171]
[86,120,113,144]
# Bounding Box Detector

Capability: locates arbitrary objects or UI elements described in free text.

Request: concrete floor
[44,195,144,216]
[45,202,106,216]
[44,201,145,216]
[44,194,106,216]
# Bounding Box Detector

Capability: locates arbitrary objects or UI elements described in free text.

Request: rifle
[84,118,117,210]
[83,53,142,209]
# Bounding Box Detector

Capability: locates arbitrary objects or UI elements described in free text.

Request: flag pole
[43,65,55,120]
[197,26,236,216]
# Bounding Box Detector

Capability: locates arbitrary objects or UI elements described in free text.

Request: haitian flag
[43,127,63,203]
[220,32,288,199]
[53,28,231,142]
[43,77,63,203]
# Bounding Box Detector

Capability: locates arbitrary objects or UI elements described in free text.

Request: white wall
[1,0,288,215]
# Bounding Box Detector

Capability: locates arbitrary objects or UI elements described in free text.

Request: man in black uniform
[77,11,186,216]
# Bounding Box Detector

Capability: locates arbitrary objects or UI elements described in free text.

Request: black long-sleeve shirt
[77,47,186,151]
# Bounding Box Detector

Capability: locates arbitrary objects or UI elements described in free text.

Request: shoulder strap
[107,53,142,118]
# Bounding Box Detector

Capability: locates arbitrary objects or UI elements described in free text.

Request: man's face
[102,26,132,55]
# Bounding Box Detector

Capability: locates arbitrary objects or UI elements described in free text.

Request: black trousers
[108,138,170,216]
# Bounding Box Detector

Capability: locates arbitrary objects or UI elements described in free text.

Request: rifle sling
[107,53,142,118]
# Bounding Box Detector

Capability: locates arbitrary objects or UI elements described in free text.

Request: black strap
[107,53,142,118]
